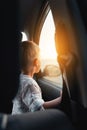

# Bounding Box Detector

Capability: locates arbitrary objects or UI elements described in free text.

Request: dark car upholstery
[0,109,75,130]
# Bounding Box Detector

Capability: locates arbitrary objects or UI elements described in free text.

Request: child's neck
[22,70,34,78]
[28,72,34,78]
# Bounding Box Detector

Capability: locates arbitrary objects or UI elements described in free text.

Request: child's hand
[58,90,62,103]
[60,90,62,97]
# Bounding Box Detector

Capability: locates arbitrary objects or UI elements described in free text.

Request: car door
[48,0,87,130]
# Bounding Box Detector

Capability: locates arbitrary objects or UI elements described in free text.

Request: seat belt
[62,69,71,99]
[62,67,78,124]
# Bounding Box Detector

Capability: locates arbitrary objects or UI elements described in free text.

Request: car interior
[0,0,87,130]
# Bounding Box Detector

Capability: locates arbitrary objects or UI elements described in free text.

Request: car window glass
[21,32,28,41]
[39,10,63,88]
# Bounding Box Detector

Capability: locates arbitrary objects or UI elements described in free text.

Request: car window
[39,10,63,88]
[21,32,28,41]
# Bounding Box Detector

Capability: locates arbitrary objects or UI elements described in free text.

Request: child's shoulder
[20,73,36,85]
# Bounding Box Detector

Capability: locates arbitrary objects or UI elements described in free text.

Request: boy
[12,41,62,114]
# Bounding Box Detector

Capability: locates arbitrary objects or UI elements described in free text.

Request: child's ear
[33,58,38,66]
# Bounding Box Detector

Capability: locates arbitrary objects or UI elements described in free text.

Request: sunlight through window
[39,10,57,60]
[39,10,58,71]
[21,32,28,41]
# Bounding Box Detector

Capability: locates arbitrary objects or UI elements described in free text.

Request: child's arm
[43,91,62,109]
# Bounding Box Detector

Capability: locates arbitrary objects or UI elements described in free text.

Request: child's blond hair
[20,41,40,73]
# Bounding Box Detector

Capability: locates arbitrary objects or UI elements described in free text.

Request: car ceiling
[20,0,87,38]
[20,0,48,40]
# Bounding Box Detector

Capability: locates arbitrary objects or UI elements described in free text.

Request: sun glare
[39,10,57,60]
